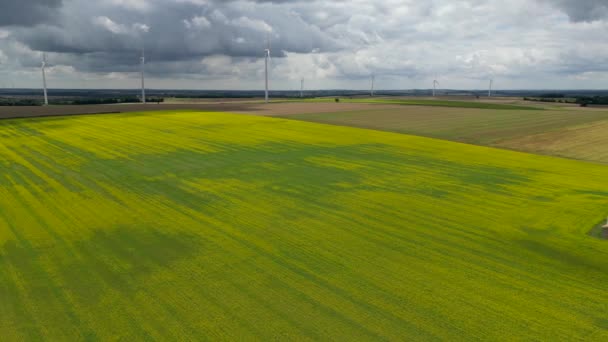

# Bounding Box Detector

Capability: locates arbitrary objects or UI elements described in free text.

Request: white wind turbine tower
[370,74,375,97]
[488,78,493,97]
[264,34,271,103]
[41,53,48,106]
[140,45,146,104]
[432,76,439,97]
[300,78,304,98]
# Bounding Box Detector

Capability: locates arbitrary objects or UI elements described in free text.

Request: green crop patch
[0,111,607,340]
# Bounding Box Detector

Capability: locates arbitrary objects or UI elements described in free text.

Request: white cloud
[93,16,130,34]
[133,23,150,33]
[231,17,272,33]
[200,55,242,77]
[184,16,211,29]
[93,16,149,35]
[104,0,150,12]
[103,72,131,80]
[210,9,228,23]
[46,64,77,75]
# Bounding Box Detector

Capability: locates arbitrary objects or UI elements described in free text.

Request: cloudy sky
[0,0,607,90]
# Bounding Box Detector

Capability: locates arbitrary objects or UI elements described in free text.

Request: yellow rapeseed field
[0,111,607,340]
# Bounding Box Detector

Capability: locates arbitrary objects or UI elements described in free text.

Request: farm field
[279,97,541,110]
[498,119,608,164]
[282,105,608,164]
[0,101,402,120]
[1,111,608,340]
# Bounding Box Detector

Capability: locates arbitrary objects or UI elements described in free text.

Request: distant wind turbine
[370,74,375,97]
[300,78,304,98]
[264,34,271,103]
[140,45,146,104]
[488,78,493,97]
[433,76,439,97]
[41,53,48,106]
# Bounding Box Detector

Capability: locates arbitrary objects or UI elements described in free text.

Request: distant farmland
[279,97,541,110]
[1,111,608,340]
[282,105,608,164]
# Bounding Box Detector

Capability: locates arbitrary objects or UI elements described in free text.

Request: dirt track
[0,102,401,120]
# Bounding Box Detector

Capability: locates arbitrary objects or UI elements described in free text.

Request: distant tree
[539,93,565,98]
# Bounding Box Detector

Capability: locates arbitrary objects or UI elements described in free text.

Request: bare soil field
[0,102,399,120]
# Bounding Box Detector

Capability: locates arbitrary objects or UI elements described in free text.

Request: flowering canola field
[0,111,607,340]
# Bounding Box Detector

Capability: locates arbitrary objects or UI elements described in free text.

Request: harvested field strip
[0,111,608,340]
[497,119,608,164]
[282,107,608,163]
[278,98,540,110]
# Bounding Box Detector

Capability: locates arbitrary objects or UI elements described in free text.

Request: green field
[282,106,608,163]
[278,97,540,110]
[1,111,608,340]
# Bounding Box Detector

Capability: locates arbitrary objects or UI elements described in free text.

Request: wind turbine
[432,76,439,97]
[370,74,375,97]
[488,78,493,97]
[264,34,271,103]
[140,45,146,104]
[300,78,304,98]
[41,53,48,106]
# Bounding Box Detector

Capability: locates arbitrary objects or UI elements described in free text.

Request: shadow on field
[514,239,606,272]
[0,228,202,305]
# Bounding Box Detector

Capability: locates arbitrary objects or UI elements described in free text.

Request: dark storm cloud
[0,0,63,26]
[7,0,340,73]
[544,0,608,22]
